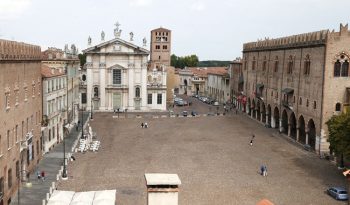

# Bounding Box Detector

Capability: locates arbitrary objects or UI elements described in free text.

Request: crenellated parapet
[243,30,328,52]
[0,39,41,61]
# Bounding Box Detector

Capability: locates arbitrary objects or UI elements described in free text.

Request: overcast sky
[0,0,349,60]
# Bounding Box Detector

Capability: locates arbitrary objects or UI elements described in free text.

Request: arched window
[82,74,86,81]
[304,55,311,75]
[299,97,302,105]
[135,87,140,98]
[287,56,293,74]
[262,56,267,71]
[341,60,349,77]
[252,57,256,70]
[94,87,99,98]
[274,59,279,73]
[335,103,341,111]
[334,60,341,77]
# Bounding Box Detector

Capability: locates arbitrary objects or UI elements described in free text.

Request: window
[148,94,152,104]
[252,57,256,70]
[335,103,341,111]
[16,161,19,179]
[341,60,349,77]
[157,93,162,104]
[271,91,273,97]
[158,56,161,60]
[113,69,121,84]
[299,97,302,105]
[8,169,12,188]
[7,130,10,149]
[293,96,296,103]
[262,57,267,71]
[304,55,311,75]
[5,93,10,109]
[287,56,294,74]
[135,87,140,98]
[82,74,86,81]
[163,45,167,49]
[313,101,317,109]
[82,93,87,104]
[306,99,309,107]
[274,57,279,72]
[15,125,18,143]
[94,87,99,98]
[156,45,160,49]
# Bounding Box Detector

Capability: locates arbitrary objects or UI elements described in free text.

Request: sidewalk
[11,112,90,205]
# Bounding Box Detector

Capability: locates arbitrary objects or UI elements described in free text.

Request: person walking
[141,122,144,128]
[41,171,45,181]
[144,122,148,128]
[260,165,264,176]
[37,170,41,180]
[263,165,267,176]
[250,139,253,146]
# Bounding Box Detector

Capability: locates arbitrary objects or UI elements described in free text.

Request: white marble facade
[84,25,166,112]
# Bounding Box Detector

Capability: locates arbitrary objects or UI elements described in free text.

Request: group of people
[260,165,268,176]
[141,122,148,128]
[250,134,255,146]
[36,170,46,181]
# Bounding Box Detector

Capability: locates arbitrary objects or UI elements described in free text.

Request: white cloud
[0,0,32,20]
[129,0,153,7]
[191,1,206,11]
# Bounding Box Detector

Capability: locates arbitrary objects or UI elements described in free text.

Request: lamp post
[81,106,84,139]
[90,94,93,120]
[62,120,68,180]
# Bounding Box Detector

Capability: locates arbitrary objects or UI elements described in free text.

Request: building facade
[0,40,43,205]
[207,69,230,103]
[240,24,350,155]
[84,24,167,112]
[41,64,66,153]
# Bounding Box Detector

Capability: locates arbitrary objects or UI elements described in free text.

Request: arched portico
[289,112,296,139]
[308,119,316,150]
[281,109,288,134]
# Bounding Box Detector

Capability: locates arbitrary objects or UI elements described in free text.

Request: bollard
[46,193,50,201]
[75,148,78,153]
[42,199,46,205]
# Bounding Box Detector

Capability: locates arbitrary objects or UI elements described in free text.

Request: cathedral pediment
[83,38,149,55]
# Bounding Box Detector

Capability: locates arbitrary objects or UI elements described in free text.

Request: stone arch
[289,112,297,140]
[256,100,261,121]
[273,107,279,129]
[281,109,288,134]
[298,115,306,144]
[308,119,316,150]
[261,102,266,123]
[267,104,271,126]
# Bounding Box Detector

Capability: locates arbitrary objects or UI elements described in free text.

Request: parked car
[174,97,182,103]
[176,100,185,106]
[191,110,198,116]
[182,111,188,117]
[182,100,188,106]
[327,187,348,200]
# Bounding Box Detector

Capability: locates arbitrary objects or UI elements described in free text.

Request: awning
[282,88,294,94]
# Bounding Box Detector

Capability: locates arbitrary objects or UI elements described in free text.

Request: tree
[78,53,86,67]
[326,112,350,165]
[170,54,199,69]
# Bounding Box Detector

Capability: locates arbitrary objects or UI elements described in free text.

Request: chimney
[145,173,181,205]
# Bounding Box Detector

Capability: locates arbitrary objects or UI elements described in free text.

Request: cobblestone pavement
[11,112,89,205]
[58,110,347,205]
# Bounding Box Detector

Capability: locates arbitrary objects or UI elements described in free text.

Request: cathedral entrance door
[113,93,122,110]
[135,100,141,110]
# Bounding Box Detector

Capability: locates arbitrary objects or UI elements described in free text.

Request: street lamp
[90,93,93,120]
[62,121,68,180]
[81,106,84,139]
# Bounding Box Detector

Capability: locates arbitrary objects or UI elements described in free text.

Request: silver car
[327,187,348,200]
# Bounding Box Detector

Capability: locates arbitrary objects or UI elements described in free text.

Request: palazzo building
[239,23,350,155]
[84,23,167,112]
[0,40,42,205]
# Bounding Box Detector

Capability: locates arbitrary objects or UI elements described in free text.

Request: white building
[207,68,230,103]
[84,23,167,112]
[41,65,67,153]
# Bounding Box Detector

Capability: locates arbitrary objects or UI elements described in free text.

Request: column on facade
[141,61,148,110]
[296,127,300,142]
[87,59,93,111]
[99,54,106,110]
[260,113,263,123]
[271,115,275,128]
[305,129,309,145]
[279,119,283,133]
[128,64,135,110]
[287,124,291,137]
[265,112,269,125]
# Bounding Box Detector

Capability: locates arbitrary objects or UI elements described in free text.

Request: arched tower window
[341,60,349,77]
[274,56,279,72]
[335,103,341,111]
[287,56,294,74]
[334,54,349,77]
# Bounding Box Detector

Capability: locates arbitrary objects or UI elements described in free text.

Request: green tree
[326,112,350,165]
[78,53,86,67]
[170,54,199,68]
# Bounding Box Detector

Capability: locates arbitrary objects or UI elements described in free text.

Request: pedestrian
[144,122,148,128]
[141,122,144,128]
[37,170,41,180]
[250,139,253,146]
[260,165,264,175]
[263,165,267,176]
[41,171,45,181]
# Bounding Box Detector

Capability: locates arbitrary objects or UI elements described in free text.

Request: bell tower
[150,27,171,70]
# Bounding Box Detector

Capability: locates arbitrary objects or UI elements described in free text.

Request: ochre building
[0,40,43,205]
[239,24,350,155]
